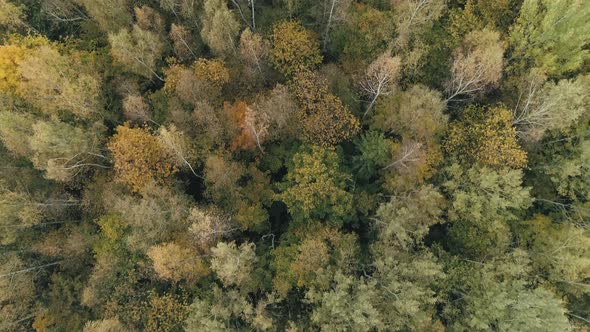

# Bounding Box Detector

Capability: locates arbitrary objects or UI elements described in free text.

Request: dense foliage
[0,0,589,331]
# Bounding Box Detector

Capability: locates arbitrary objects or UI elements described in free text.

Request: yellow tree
[445,106,527,169]
[107,124,177,192]
[292,71,360,147]
[270,21,323,77]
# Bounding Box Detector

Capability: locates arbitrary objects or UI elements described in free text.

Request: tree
[251,84,298,140]
[278,146,354,224]
[445,106,527,169]
[308,273,384,331]
[371,250,446,331]
[29,120,105,182]
[200,0,240,57]
[109,25,165,80]
[0,110,35,158]
[509,0,590,77]
[157,125,199,177]
[446,29,504,102]
[122,94,151,123]
[76,0,132,32]
[134,5,164,33]
[332,4,395,64]
[17,45,102,119]
[292,71,360,147]
[393,0,446,49]
[147,242,208,283]
[210,241,257,288]
[159,0,198,21]
[360,53,402,117]
[270,20,323,77]
[184,286,276,330]
[272,225,358,296]
[372,84,447,142]
[0,253,37,331]
[352,131,396,180]
[373,185,445,251]
[83,318,127,332]
[321,0,353,50]
[203,154,244,206]
[187,207,236,253]
[0,180,43,245]
[515,215,590,297]
[239,28,269,74]
[164,60,229,106]
[541,140,590,201]
[169,23,198,62]
[442,164,532,258]
[447,0,516,41]
[0,0,25,32]
[107,124,177,192]
[442,251,571,331]
[105,182,193,250]
[513,73,590,141]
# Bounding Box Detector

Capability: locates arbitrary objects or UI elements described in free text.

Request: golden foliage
[147,242,208,283]
[193,58,229,86]
[292,71,360,147]
[270,21,322,77]
[107,124,177,192]
[444,106,527,169]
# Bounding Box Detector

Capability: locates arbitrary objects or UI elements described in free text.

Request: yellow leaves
[270,21,323,77]
[193,58,229,86]
[292,71,360,147]
[0,35,49,94]
[147,242,208,283]
[445,106,527,169]
[107,124,177,193]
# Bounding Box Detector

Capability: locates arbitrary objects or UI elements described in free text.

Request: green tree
[352,131,396,180]
[308,273,383,331]
[77,0,132,32]
[278,146,354,225]
[109,25,165,80]
[372,84,447,142]
[29,120,105,182]
[442,164,532,258]
[513,73,590,141]
[200,0,240,57]
[515,215,590,297]
[509,0,590,77]
[442,251,571,332]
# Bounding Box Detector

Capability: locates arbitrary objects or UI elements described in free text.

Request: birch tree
[360,53,402,118]
[446,29,503,102]
[201,0,240,57]
[513,72,590,141]
[321,0,352,50]
[109,25,165,80]
[392,0,446,48]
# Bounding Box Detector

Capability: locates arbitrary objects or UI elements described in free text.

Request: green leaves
[278,146,354,225]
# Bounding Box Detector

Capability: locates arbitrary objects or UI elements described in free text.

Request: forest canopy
[0,0,590,331]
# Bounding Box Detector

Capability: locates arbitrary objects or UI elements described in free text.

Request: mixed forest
[1,0,590,330]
